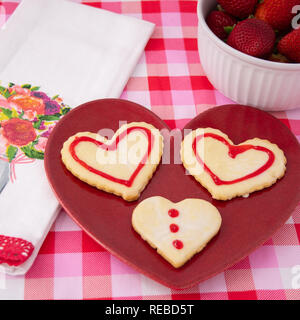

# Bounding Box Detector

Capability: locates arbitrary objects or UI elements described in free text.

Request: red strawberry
[206,11,236,40]
[278,28,300,62]
[218,0,258,19]
[255,0,300,31]
[227,18,276,58]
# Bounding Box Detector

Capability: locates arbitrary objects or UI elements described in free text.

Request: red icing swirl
[192,133,275,186]
[69,126,154,187]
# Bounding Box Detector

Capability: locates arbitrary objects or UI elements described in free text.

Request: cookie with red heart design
[132,196,222,268]
[61,122,164,201]
[181,128,287,201]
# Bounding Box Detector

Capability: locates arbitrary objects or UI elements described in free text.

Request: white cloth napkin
[0,0,154,275]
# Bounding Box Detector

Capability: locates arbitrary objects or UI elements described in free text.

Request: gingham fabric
[0,0,299,300]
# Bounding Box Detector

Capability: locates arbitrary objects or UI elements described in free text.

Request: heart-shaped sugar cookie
[132,196,222,268]
[61,122,163,201]
[181,128,287,200]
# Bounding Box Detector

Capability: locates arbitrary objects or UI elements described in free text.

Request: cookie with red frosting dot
[132,196,221,268]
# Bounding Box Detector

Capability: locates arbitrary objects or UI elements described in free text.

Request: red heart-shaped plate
[44,99,300,289]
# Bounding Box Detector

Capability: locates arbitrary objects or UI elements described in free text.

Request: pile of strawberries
[206,0,300,63]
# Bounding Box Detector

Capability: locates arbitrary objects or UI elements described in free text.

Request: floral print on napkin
[0,83,70,181]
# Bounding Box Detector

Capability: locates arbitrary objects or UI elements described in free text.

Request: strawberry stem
[224,25,235,35]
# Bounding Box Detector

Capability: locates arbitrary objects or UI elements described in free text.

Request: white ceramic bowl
[197,0,300,111]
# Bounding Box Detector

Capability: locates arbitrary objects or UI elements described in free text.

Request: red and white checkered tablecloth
[0,0,299,300]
